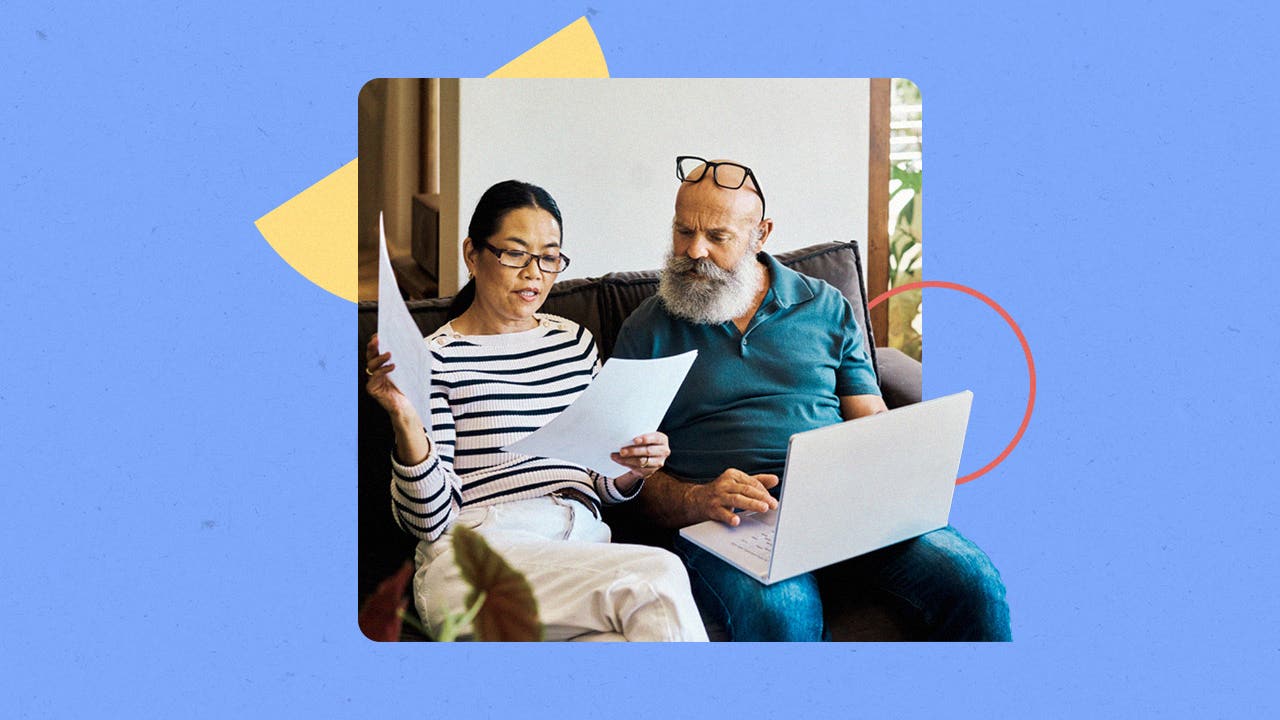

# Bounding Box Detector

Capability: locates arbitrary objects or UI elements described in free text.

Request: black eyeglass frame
[675,155,767,221]
[472,238,571,274]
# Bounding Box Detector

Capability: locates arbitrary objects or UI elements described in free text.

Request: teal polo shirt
[612,252,881,482]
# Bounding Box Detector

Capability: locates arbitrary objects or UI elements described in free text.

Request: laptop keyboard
[731,528,776,561]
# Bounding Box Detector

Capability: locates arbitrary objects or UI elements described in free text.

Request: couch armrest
[875,347,921,409]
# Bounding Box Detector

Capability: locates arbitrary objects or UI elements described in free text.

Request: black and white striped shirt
[390,314,640,541]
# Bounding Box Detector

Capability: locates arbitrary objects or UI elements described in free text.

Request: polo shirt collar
[759,251,815,309]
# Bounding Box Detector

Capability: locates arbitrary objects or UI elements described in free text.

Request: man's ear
[755,219,775,251]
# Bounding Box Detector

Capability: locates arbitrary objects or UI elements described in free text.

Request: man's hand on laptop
[689,469,780,527]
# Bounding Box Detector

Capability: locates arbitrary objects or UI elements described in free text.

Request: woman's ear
[462,237,477,275]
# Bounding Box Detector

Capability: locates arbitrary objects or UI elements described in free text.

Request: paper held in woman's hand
[502,351,699,475]
[377,214,432,424]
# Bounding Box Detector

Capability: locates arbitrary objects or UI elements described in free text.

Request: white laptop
[678,390,973,585]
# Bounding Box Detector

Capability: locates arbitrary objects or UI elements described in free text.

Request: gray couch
[357,241,924,640]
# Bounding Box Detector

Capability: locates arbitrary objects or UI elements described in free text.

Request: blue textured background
[3,1,1277,716]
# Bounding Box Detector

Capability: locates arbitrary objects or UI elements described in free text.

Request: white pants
[414,496,708,642]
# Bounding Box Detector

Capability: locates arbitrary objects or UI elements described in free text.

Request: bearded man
[610,156,1011,641]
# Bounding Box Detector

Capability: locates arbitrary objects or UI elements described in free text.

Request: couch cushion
[596,269,659,359]
[772,242,877,365]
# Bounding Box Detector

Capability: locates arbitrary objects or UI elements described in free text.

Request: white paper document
[503,350,698,475]
[377,214,433,425]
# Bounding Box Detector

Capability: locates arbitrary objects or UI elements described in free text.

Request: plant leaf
[891,165,922,194]
[396,606,430,639]
[357,560,415,642]
[452,525,542,641]
[435,611,461,643]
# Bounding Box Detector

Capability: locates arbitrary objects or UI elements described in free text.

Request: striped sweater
[390,314,641,542]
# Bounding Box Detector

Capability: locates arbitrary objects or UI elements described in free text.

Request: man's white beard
[657,247,764,325]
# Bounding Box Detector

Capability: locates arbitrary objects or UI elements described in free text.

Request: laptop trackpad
[680,509,778,581]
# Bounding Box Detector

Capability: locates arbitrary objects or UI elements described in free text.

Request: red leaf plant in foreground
[357,526,541,641]
[358,560,415,642]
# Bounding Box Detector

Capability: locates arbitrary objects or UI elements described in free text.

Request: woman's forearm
[390,411,432,465]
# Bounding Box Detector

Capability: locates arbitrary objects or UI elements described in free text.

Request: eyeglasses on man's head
[676,155,767,221]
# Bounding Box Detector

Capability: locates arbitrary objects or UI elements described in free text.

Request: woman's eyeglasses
[474,240,571,273]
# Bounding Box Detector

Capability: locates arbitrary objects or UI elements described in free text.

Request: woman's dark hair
[447,180,563,320]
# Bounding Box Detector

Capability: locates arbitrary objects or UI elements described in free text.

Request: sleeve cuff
[836,379,883,397]
[834,381,885,397]
[600,471,644,504]
[391,442,436,481]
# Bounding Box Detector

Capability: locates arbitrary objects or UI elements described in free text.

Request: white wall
[447,78,869,294]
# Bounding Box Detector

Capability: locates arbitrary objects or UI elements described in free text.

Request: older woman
[365,180,706,641]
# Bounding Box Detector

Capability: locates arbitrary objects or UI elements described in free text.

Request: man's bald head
[675,157,765,224]
[671,157,773,263]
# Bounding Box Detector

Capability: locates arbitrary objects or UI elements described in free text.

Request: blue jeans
[671,525,1011,641]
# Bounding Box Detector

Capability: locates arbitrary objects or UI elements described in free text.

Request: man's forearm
[638,469,705,528]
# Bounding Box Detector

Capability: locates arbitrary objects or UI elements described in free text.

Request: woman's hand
[610,432,671,481]
[365,334,419,424]
[366,333,432,465]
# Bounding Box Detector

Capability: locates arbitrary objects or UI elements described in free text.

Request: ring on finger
[365,366,374,376]
[640,456,650,468]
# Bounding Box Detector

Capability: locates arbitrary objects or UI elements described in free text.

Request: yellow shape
[254,158,359,301]
[255,17,609,302]
[490,16,609,78]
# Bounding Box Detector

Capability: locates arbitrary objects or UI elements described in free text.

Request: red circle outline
[868,281,1036,485]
